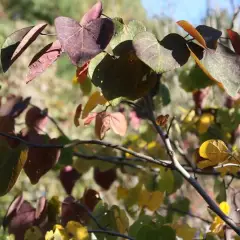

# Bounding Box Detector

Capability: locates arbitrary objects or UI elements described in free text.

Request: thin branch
[230,6,240,29]
[144,95,240,236]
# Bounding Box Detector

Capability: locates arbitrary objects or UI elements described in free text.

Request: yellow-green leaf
[24,226,43,240]
[138,189,164,211]
[197,113,214,134]
[82,91,107,119]
[199,139,229,164]
[66,221,89,240]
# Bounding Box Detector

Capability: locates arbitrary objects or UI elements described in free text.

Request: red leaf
[83,113,97,126]
[227,29,240,55]
[74,104,82,127]
[109,112,127,136]
[80,1,102,26]
[12,23,47,62]
[26,40,62,83]
[95,112,110,140]
[75,61,89,84]
[25,107,48,133]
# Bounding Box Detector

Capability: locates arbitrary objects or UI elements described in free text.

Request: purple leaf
[54,17,114,66]
[1,23,47,72]
[35,196,48,224]
[59,166,81,195]
[26,40,63,83]
[80,1,103,26]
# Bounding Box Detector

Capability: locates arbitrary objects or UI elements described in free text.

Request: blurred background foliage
[0,0,240,238]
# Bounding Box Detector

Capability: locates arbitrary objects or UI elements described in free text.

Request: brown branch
[230,6,240,29]
[144,95,240,236]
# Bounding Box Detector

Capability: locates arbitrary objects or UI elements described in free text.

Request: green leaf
[89,41,157,100]
[133,32,190,73]
[129,215,152,237]
[166,197,190,223]
[110,19,146,49]
[157,226,176,240]
[0,142,28,196]
[158,82,171,106]
[80,77,92,96]
[56,136,73,166]
[179,65,214,92]
[136,225,156,240]
[214,178,226,204]
[200,43,240,97]
[171,171,184,193]
[217,108,240,133]
[157,167,174,194]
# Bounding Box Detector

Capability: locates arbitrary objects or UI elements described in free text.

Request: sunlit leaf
[177,20,206,48]
[26,40,63,83]
[133,32,190,73]
[199,139,229,166]
[172,224,196,240]
[82,91,107,119]
[227,29,240,55]
[66,221,89,240]
[111,205,129,234]
[95,112,110,140]
[55,16,114,66]
[197,113,214,134]
[109,112,127,137]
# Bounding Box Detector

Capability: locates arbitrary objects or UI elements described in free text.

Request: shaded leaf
[227,29,240,55]
[196,25,222,49]
[80,1,102,26]
[82,189,101,211]
[1,26,33,72]
[73,61,89,84]
[0,143,28,196]
[26,40,63,83]
[89,41,158,100]
[59,166,81,195]
[177,20,206,48]
[55,16,114,66]
[74,103,82,127]
[94,167,117,190]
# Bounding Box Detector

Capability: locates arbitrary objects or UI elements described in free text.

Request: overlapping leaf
[1,23,47,72]
[55,16,114,66]
[26,40,63,83]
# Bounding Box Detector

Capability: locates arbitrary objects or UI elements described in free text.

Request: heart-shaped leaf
[109,112,127,137]
[196,25,222,49]
[26,40,63,83]
[199,43,240,97]
[133,32,190,73]
[95,112,110,140]
[89,40,158,100]
[80,1,102,26]
[55,16,114,66]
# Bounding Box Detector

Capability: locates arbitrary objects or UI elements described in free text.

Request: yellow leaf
[171,224,196,240]
[197,113,214,134]
[82,91,107,119]
[199,140,229,164]
[138,189,164,211]
[111,206,129,234]
[66,221,89,240]
[24,226,43,240]
[117,186,129,200]
[210,201,230,236]
[45,225,68,240]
